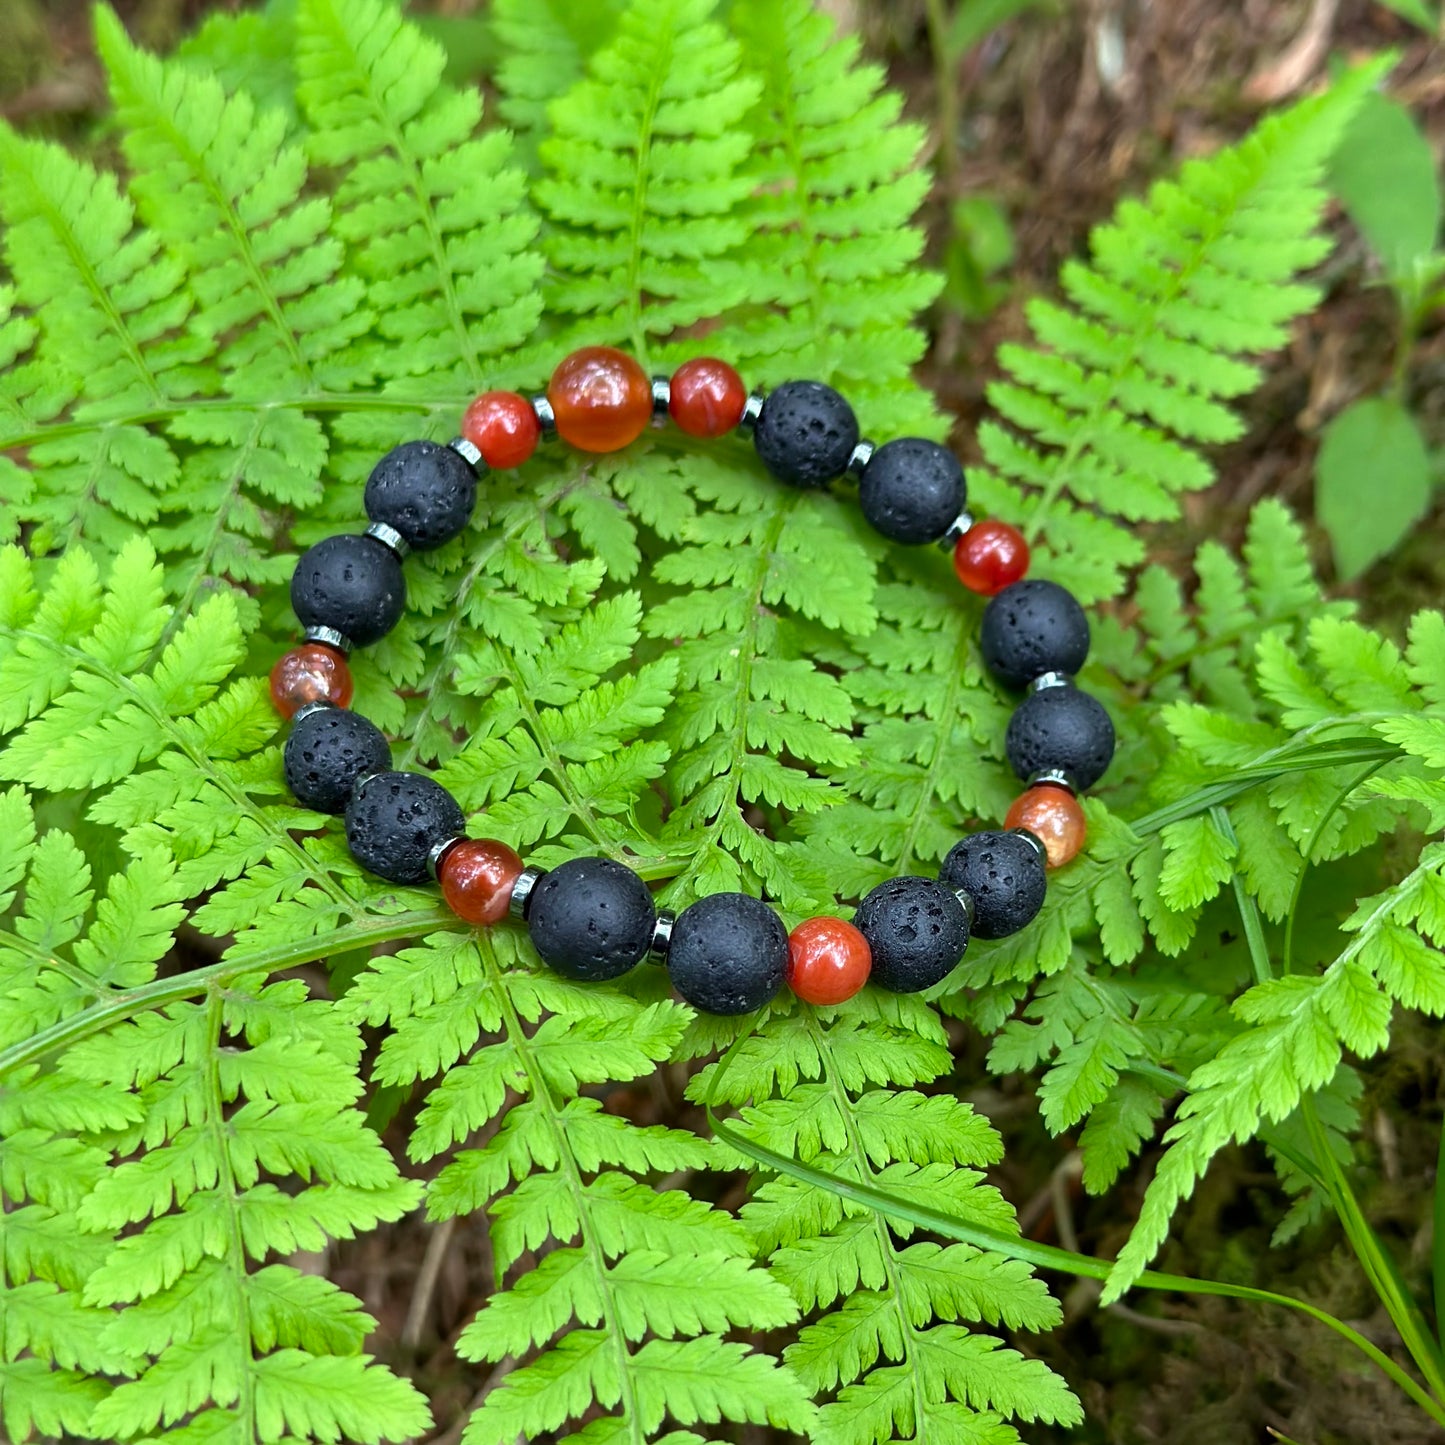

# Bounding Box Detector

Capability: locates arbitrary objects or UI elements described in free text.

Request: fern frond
[694,1008,1080,1444]
[973,62,1386,601]
[340,929,813,1444]
[536,0,760,361]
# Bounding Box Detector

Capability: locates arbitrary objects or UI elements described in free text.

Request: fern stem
[705,1038,1445,1431]
[620,31,669,367]
[305,0,485,387]
[0,907,456,1077]
[1,393,465,455]
[486,950,648,1445]
[1280,756,1391,974]
[807,1011,934,1435]
[202,986,261,1444]
[1301,1097,1445,1406]
[668,492,797,901]
[396,473,583,772]
[889,618,967,877]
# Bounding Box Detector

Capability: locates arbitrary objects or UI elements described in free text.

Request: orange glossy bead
[439,838,525,926]
[1004,784,1087,868]
[269,644,352,719]
[953,519,1030,596]
[462,391,540,469]
[547,346,653,453]
[669,357,747,437]
[786,916,872,1006]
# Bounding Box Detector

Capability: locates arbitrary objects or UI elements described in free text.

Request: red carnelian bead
[787,916,872,1006]
[462,391,541,469]
[669,357,747,437]
[269,644,352,719]
[547,346,653,453]
[439,839,525,926]
[1004,784,1087,869]
[953,520,1030,596]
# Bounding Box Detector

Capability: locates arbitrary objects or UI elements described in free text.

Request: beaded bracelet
[268,347,1115,1015]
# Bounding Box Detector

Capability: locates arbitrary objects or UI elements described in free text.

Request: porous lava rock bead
[526,857,656,983]
[752,380,859,489]
[858,438,965,544]
[667,892,788,1016]
[364,441,477,552]
[853,876,970,993]
[1005,684,1115,790]
[939,831,1047,940]
[284,707,391,815]
[980,579,1090,690]
[291,534,405,648]
[344,771,465,885]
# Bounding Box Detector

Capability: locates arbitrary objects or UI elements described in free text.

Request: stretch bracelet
[268,347,1115,1015]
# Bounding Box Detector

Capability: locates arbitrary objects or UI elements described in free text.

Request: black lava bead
[284,707,391,815]
[667,892,788,1016]
[980,579,1090,690]
[364,441,477,552]
[291,534,405,648]
[853,876,970,993]
[939,831,1047,941]
[344,771,464,885]
[1005,684,1115,790]
[526,857,656,983]
[858,438,965,544]
[752,380,859,489]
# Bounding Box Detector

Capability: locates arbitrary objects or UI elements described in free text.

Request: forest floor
[4,1,1445,1441]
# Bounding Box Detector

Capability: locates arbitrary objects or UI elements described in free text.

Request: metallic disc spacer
[937,510,976,551]
[448,435,484,472]
[1027,671,1073,694]
[651,376,671,416]
[427,835,463,882]
[846,439,875,478]
[364,520,411,561]
[1008,827,1049,864]
[1028,767,1079,793]
[648,909,676,964]
[530,394,557,436]
[351,769,386,798]
[290,699,335,726]
[303,625,353,655]
[509,866,547,921]
[736,388,766,438]
[950,887,976,926]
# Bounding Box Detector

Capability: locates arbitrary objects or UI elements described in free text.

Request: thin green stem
[704,1037,1445,1431]
[923,0,961,191]
[1281,757,1390,973]
[1434,1113,1445,1349]
[1301,1097,1445,1404]
[0,907,456,1077]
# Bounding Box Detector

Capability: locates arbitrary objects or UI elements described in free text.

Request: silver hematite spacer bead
[736,388,766,438]
[846,440,875,478]
[530,394,557,436]
[1027,671,1073,694]
[509,866,548,921]
[448,435,484,472]
[651,376,671,416]
[290,699,335,726]
[364,521,410,561]
[303,625,353,655]
[1009,828,1049,864]
[937,510,976,551]
[648,909,676,964]
[427,836,463,882]
[1028,767,1079,793]
[950,887,976,926]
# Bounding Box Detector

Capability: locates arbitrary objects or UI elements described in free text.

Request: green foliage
[0,1,1441,1441]
[1318,89,1442,579]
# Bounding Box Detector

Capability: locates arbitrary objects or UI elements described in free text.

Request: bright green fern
[2,2,1443,1442]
